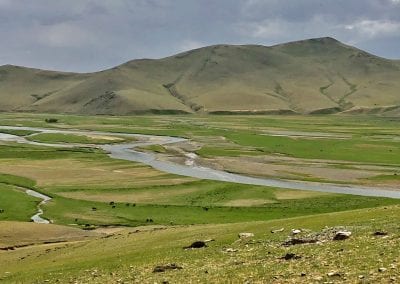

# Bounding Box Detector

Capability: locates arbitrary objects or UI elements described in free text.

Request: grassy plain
[0,113,399,282]
[1,205,399,283]
[27,132,128,144]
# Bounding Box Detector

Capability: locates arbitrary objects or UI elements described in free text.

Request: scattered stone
[281,253,301,260]
[327,271,342,277]
[184,241,207,249]
[358,275,365,279]
[153,264,183,273]
[224,248,238,253]
[291,229,302,235]
[238,232,254,239]
[373,231,388,236]
[271,228,284,233]
[333,231,351,241]
[378,267,387,273]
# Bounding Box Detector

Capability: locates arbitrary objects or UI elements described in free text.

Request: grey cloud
[0,0,399,72]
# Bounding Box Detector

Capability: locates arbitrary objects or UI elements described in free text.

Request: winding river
[0,125,399,223]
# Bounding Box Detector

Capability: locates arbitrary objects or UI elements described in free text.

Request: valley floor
[0,113,399,282]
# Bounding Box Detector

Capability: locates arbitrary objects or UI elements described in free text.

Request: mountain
[1,37,399,115]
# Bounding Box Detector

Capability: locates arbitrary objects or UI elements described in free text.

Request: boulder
[333,231,352,240]
[238,232,254,239]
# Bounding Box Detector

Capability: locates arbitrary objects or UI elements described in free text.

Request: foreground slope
[0,37,399,114]
[1,205,399,283]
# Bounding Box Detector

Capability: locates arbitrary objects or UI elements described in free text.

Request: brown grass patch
[57,187,201,203]
[0,159,191,188]
[0,221,98,248]
[223,199,275,207]
[274,190,331,200]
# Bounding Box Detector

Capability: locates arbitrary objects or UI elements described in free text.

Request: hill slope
[1,37,399,115]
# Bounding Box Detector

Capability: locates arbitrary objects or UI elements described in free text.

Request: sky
[0,0,399,72]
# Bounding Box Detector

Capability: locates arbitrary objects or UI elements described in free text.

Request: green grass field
[0,184,40,221]
[1,205,399,283]
[27,132,128,144]
[0,113,399,282]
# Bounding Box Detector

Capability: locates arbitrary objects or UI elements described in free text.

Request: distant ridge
[1,37,399,115]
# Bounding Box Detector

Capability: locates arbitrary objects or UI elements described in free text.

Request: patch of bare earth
[223,199,275,206]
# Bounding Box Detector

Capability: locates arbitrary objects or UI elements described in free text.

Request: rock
[271,228,284,233]
[327,271,342,277]
[281,253,301,260]
[373,231,388,236]
[333,231,351,240]
[238,232,254,239]
[300,272,306,277]
[378,267,387,272]
[291,229,301,235]
[183,241,207,249]
[153,263,183,273]
[224,248,238,253]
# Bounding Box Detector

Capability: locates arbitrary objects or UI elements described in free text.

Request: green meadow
[0,113,399,283]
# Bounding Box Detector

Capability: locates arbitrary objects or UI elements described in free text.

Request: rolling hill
[1,37,399,115]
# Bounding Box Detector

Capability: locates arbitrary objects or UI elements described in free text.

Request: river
[0,124,399,223]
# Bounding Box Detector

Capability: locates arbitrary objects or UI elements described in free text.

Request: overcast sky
[1,0,399,72]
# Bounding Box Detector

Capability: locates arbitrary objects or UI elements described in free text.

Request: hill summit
[1,37,399,115]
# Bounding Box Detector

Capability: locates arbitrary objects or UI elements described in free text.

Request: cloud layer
[1,0,399,72]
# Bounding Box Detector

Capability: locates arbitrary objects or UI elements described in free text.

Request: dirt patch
[84,134,125,141]
[275,190,330,200]
[223,199,275,207]
[58,187,202,204]
[0,221,98,248]
[0,159,191,187]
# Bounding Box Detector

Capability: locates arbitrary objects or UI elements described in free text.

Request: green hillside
[1,37,399,115]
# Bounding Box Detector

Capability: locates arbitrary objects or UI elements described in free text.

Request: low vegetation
[27,133,126,144]
[1,205,399,283]
[0,113,399,282]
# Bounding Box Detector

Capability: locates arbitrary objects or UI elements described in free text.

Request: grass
[1,38,400,116]
[0,113,400,282]
[0,221,98,248]
[137,144,167,153]
[217,131,400,164]
[41,183,400,228]
[0,184,40,222]
[365,174,400,181]
[0,129,37,136]
[1,205,399,283]
[0,143,103,160]
[0,173,36,189]
[27,133,126,144]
